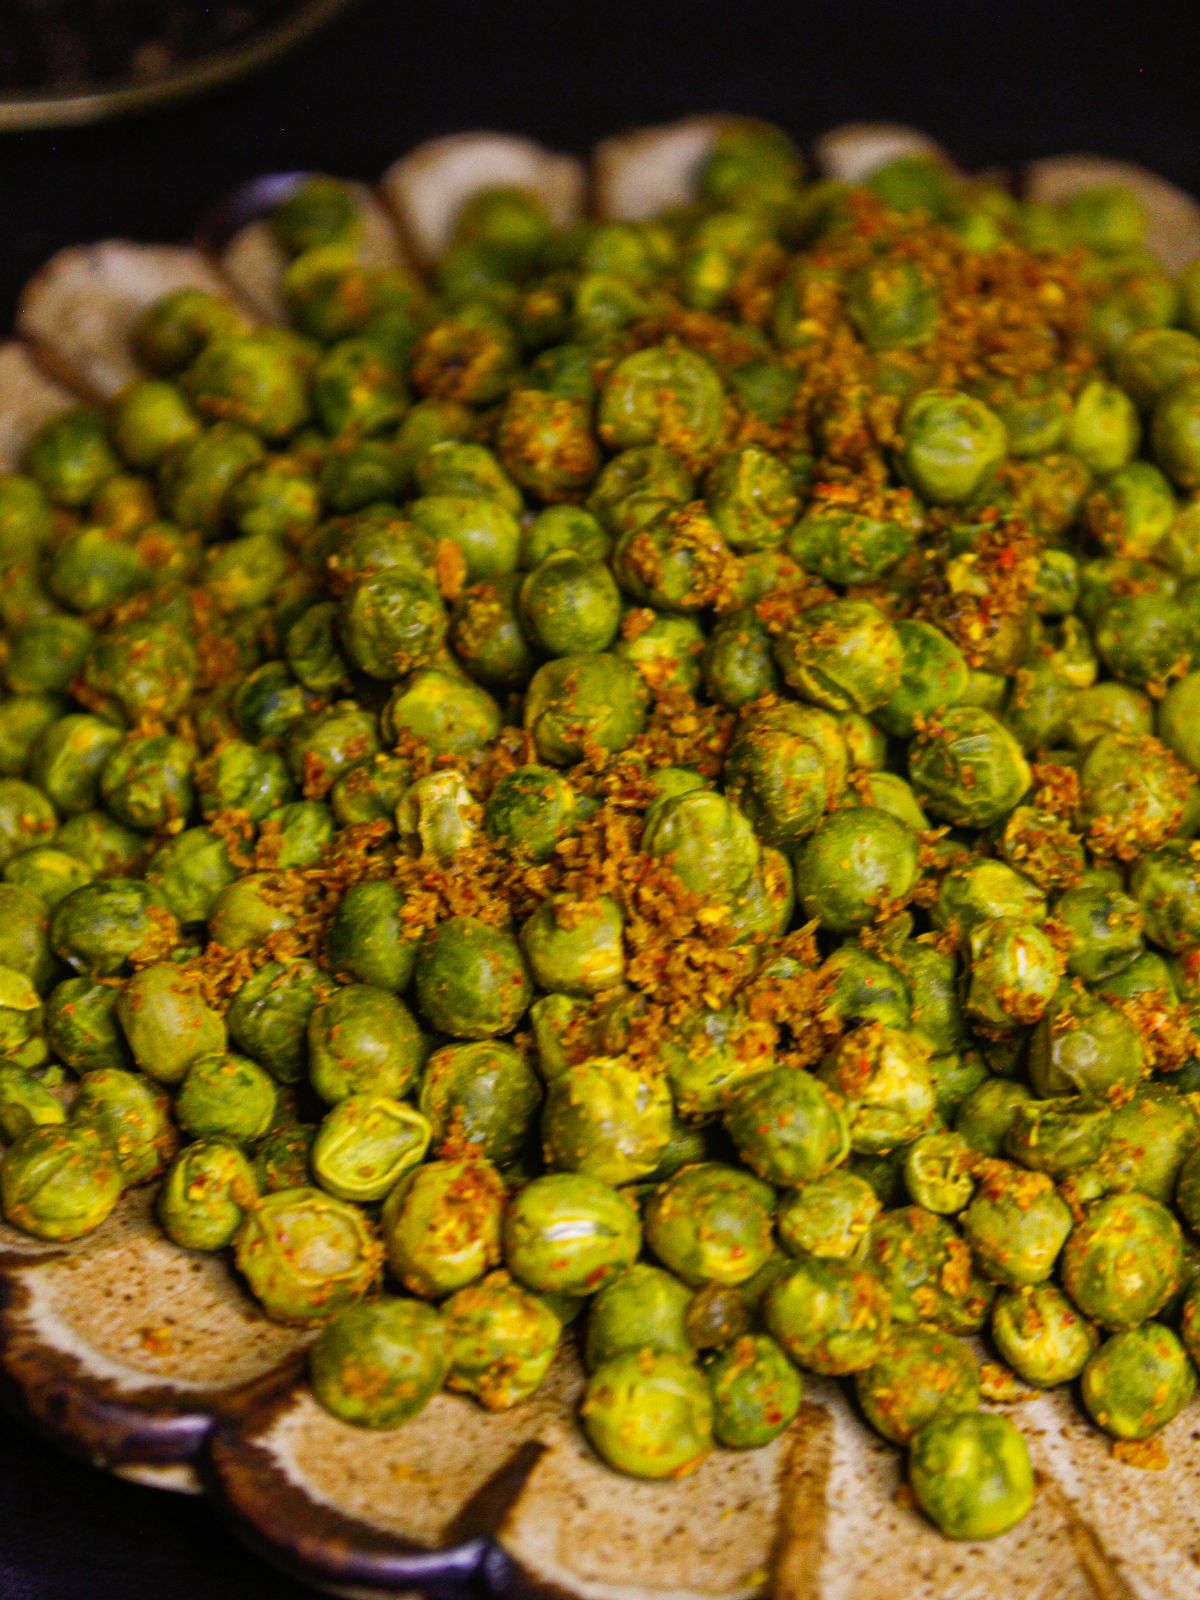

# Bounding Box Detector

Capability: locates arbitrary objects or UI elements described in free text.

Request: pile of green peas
[3,128,1200,1542]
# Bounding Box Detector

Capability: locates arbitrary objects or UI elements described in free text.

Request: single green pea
[497,389,600,501]
[774,598,903,714]
[582,1349,714,1479]
[542,1056,671,1187]
[116,961,226,1086]
[866,1205,992,1332]
[598,345,724,457]
[965,917,1061,1030]
[382,670,498,761]
[156,1138,258,1251]
[991,1284,1099,1388]
[383,1156,507,1299]
[1,1123,123,1240]
[132,288,243,375]
[1028,987,1145,1103]
[1076,731,1192,860]
[1061,1191,1183,1330]
[908,1412,1034,1540]
[1151,378,1200,492]
[413,916,531,1040]
[644,1163,775,1287]
[252,1121,316,1194]
[449,576,536,694]
[3,616,94,699]
[962,1161,1074,1288]
[176,1051,278,1144]
[308,983,425,1103]
[311,1094,431,1203]
[443,1271,562,1410]
[613,501,733,613]
[776,1170,881,1260]
[326,880,419,994]
[704,446,799,552]
[725,1068,849,1188]
[1004,1097,1111,1180]
[707,1332,802,1449]
[235,1185,382,1325]
[702,608,781,708]
[226,959,327,1085]
[877,620,969,737]
[521,894,625,998]
[1081,1323,1196,1440]
[909,707,1031,828]
[1066,378,1141,475]
[854,1325,980,1445]
[70,1067,175,1185]
[330,754,414,829]
[903,1129,976,1214]
[819,1024,935,1155]
[50,878,173,978]
[659,1005,776,1122]
[4,844,94,908]
[794,808,919,933]
[764,1253,891,1374]
[309,1296,447,1429]
[0,1063,65,1142]
[899,389,1006,504]
[502,1171,641,1296]
[484,766,576,863]
[207,872,297,953]
[584,1262,693,1370]
[25,407,120,508]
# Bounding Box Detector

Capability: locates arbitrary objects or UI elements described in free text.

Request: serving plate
[2,120,1200,1599]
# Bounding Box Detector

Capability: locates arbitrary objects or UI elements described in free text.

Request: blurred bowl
[0,0,358,132]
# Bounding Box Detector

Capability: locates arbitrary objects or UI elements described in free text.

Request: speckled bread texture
[220,181,406,321]
[0,343,76,469]
[2,120,1200,1600]
[592,116,731,220]
[16,241,243,399]
[812,122,946,182]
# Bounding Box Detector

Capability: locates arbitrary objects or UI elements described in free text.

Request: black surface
[1,2,1198,1595]
[0,1405,316,1600]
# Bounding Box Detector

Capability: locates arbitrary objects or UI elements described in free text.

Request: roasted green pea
[70,1067,175,1185]
[384,1157,507,1299]
[582,1349,713,1479]
[584,1262,692,1369]
[1081,1323,1196,1439]
[0,1123,122,1240]
[308,983,424,1103]
[855,1325,980,1445]
[908,1411,1033,1540]
[502,1171,640,1295]
[991,1284,1099,1388]
[311,1094,431,1202]
[963,1161,1074,1288]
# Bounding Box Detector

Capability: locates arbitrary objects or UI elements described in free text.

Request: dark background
[0,1,1197,1595]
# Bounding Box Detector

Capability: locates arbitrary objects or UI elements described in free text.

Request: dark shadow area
[0,1404,317,1599]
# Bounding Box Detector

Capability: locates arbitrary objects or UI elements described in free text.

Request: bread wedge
[17,242,241,399]
[382,133,585,266]
[1026,154,1200,275]
[593,115,730,220]
[813,122,947,183]
[220,181,405,322]
[0,342,76,469]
